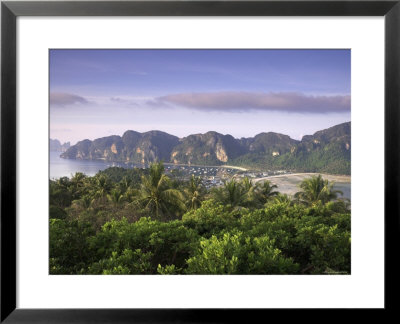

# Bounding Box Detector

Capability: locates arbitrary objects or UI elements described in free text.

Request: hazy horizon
[50,49,351,144]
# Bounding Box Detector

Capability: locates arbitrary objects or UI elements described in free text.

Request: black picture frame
[1,0,399,322]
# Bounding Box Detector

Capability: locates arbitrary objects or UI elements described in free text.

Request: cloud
[109,97,139,106]
[158,91,350,113]
[145,99,172,109]
[50,92,88,106]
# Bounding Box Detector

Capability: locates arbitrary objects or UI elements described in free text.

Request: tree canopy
[50,164,351,275]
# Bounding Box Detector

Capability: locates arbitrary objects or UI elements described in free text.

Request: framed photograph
[1,0,399,321]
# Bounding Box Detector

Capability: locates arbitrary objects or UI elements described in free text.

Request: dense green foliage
[232,140,350,175]
[50,163,351,275]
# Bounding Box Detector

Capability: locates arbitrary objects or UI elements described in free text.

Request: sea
[49,151,236,179]
[50,151,144,179]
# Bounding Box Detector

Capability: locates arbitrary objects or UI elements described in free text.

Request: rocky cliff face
[60,122,351,173]
[170,132,246,165]
[61,131,179,164]
[300,122,351,151]
[240,132,299,156]
[232,122,351,174]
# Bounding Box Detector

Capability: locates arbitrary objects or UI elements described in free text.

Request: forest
[231,140,351,175]
[50,162,351,275]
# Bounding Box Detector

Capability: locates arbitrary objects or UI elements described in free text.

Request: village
[163,164,291,189]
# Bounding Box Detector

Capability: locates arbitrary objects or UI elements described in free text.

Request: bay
[49,151,141,179]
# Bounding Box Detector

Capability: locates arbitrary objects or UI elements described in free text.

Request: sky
[50,49,351,145]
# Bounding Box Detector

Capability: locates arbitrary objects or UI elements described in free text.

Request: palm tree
[96,175,111,194]
[75,195,93,209]
[211,178,248,208]
[138,162,186,219]
[70,172,87,200]
[256,180,279,204]
[294,174,343,206]
[70,172,86,186]
[184,175,205,210]
[124,187,139,204]
[92,175,112,203]
[118,176,131,194]
[50,178,72,208]
[273,193,293,205]
[108,188,124,208]
[56,176,70,189]
[241,177,254,192]
[240,177,261,207]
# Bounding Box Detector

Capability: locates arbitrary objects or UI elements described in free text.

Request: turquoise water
[49,151,141,179]
[49,152,229,179]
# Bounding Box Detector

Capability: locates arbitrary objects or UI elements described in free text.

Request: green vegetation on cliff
[61,122,351,175]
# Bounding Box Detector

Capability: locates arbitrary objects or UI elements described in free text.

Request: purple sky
[50,49,350,144]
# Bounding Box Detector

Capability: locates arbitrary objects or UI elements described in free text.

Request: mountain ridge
[60,122,351,174]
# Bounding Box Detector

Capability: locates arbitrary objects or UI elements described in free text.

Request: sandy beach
[254,173,351,198]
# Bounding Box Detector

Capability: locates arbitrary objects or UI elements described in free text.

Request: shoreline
[163,162,247,171]
[57,154,248,171]
[53,154,350,182]
[254,172,351,183]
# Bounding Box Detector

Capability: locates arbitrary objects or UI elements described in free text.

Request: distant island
[60,122,350,175]
[50,138,70,152]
